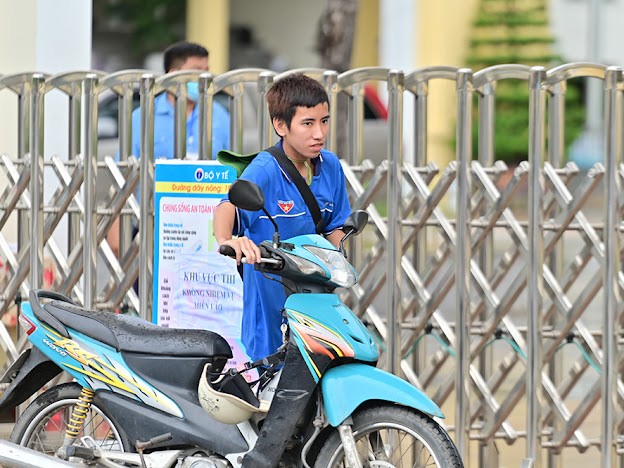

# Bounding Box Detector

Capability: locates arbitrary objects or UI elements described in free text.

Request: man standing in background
[130,41,230,160]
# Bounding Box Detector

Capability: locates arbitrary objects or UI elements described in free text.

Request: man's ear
[273,117,287,138]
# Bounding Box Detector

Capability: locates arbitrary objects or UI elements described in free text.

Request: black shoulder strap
[265,145,324,234]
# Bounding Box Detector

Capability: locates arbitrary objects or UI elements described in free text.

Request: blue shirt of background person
[130,91,229,160]
[214,73,351,362]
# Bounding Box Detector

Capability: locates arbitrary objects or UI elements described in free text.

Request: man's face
[275,103,330,160]
[169,56,209,103]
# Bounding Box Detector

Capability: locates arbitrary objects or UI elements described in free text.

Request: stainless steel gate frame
[0,63,622,467]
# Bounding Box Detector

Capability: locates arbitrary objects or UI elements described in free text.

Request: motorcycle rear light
[18,314,36,335]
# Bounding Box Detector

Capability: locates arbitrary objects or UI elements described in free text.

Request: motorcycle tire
[10,382,131,456]
[315,404,463,467]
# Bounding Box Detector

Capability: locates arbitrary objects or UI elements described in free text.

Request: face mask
[186,82,199,102]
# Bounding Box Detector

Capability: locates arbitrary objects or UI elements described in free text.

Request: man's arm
[214,201,261,264]
[107,217,120,258]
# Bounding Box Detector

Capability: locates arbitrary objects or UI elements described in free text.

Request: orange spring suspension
[65,387,94,440]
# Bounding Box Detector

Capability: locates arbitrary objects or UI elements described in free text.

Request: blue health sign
[153,160,254,376]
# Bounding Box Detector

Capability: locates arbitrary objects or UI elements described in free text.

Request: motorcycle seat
[42,301,233,358]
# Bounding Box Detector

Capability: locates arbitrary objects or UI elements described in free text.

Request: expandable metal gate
[0,63,622,466]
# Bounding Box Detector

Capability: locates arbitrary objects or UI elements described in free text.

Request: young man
[214,73,351,361]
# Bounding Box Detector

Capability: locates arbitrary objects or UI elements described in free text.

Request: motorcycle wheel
[315,405,463,467]
[10,382,131,456]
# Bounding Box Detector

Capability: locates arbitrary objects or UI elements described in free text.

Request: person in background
[213,73,351,361]
[108,41,230,258]
[130,40,230,160]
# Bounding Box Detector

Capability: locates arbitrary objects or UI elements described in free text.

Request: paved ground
[439,398,603,467]
[0,423,11,440]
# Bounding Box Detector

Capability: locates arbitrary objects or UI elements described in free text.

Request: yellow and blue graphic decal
[25,305,183,418]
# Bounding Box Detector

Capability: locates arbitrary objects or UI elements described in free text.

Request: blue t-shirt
[130,93,230,159]
[231,145,351,361]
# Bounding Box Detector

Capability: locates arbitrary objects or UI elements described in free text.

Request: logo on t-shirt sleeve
[277,200,295,214]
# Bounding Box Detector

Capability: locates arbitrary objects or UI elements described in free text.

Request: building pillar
[186,0,229,73]
[352,0,379,68]
[379,0,416,163]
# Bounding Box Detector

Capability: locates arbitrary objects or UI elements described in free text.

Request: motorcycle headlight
[286,252,327,277]
[304,246,357,287]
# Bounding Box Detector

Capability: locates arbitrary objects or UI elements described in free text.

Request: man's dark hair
[267,73,330,129]
[163,41,209,72]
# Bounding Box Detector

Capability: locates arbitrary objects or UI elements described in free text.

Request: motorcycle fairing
[321,363,444,426]
[22,304,183,418]
[285,294,378,381]
[97,388,250,456]
[110,352,250,455]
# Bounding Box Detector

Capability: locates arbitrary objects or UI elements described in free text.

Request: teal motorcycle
[0,179,462,468]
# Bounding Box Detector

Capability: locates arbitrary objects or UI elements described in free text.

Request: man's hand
[220,236,262,265]
[214,201,261,264]
[326,229,346,249]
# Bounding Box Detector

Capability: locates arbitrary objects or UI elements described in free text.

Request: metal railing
[0,63,622,467]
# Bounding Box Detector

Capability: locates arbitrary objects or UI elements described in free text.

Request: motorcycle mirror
[343,210,369,236]
[339,210,368,256]
[228,179,265,211]
[228,179,281,246]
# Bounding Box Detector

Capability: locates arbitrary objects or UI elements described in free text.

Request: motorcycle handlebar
[218,245,236,257]
[218,244,282,266]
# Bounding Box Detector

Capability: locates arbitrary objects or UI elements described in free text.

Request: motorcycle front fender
[0,347,62,413]
[321,363,444,427]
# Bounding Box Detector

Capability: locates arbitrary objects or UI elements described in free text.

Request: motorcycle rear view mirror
[228,179,265,211]
[228,179,281,246]
[339,210,368,256]
[343,210,368,236]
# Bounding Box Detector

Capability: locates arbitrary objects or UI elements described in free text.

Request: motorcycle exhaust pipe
[0,440,77,467]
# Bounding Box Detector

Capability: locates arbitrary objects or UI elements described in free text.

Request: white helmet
[198,364,269,424]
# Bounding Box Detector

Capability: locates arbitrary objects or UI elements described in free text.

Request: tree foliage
[97,0,186,56]
[466,0,584,163]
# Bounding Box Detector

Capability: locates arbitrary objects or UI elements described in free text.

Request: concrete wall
[550,0,624,65]
[230,0,325,70]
